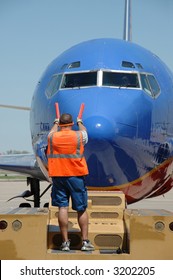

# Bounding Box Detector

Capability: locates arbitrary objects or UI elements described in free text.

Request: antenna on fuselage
[123,0,132,41]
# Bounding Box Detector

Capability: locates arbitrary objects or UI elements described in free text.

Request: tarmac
[0,180,50,209]
[0,178,173,211]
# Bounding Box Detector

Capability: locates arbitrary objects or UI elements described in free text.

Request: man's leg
[77,210,89,240]
[58,206,69,242]
[78,210,95,251]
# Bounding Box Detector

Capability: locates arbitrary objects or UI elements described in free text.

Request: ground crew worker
[47,113,94,252]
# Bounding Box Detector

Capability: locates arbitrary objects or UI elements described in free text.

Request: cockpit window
[45,69,160,100]
[147,75,160,96]
[122,61,135,68]
[140,73,160,97]
[140,74,151,95]
[46,74,62,98]
[68,61,80,69]
[61,72,97,88]
[103,72,140,88]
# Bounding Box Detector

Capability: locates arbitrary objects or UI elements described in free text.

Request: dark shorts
[51,176,88,211]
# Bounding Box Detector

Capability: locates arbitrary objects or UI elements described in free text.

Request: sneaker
[81,240,95,251]
[60,240,70,251]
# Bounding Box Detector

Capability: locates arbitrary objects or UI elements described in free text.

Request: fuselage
[30,38,173,203]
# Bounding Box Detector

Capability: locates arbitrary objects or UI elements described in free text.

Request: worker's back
[47,130,88,176]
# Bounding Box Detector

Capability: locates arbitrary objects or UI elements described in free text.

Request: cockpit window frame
[102,70,141,89]
[45,73,63,98]
[140,72,160,98]
[45,68,161,100]
[60,70,98,89]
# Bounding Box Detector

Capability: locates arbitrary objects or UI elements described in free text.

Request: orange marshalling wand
[78,103,85,119]
[55,102,85,120]
[55,102,60,119]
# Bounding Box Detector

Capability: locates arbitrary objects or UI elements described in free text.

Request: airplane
[1,0,173,207]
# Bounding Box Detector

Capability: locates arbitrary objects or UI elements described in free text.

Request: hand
[54,118,59,124]
[77,118,83,125]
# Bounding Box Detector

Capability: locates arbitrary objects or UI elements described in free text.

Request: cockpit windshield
[140,73,160,97]
[102,72,140,88]
[45,69,160,99]
[61,72,97,88]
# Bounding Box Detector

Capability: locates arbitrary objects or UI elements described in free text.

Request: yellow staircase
[1,192,173,259]
[48,191,127,252]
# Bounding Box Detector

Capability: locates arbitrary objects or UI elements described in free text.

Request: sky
[0,0,173,153]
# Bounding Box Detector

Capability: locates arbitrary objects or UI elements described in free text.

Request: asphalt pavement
[0,179,173,211]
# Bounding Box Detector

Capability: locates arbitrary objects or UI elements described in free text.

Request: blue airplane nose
[85,116,115,140]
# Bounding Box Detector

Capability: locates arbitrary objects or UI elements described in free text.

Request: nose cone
[84,116,117,186]
[85,116,115,140]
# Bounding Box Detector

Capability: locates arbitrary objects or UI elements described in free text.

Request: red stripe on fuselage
[87,157,173,204]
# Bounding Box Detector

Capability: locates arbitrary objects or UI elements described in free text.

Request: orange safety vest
[47,130,89,177]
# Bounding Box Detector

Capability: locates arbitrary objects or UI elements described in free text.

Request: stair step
[48,219,125,250]
[48,191,127,252]
[47,248,127,255]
